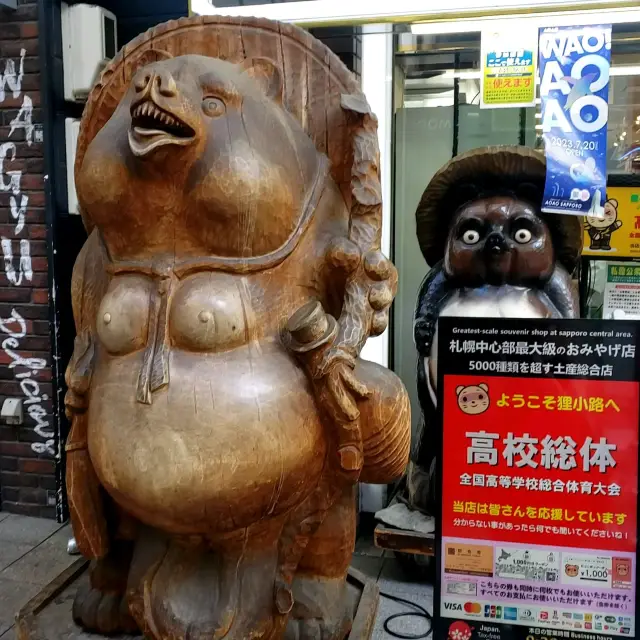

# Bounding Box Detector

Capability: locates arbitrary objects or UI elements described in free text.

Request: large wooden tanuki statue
[406,146,583,517]
[64,16,410,640]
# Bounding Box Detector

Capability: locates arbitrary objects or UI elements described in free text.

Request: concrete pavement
[0,514,433,639]
[0,513,75,638]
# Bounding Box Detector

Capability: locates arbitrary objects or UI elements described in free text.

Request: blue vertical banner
[539,25,611,217]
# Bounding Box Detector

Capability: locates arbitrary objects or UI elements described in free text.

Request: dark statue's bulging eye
[462,229,480,245]
[202,97,225,117]
[514,228,532,244]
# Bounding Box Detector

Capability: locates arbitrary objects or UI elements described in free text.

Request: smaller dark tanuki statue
[63,15,410,640]
[406,146,583,517]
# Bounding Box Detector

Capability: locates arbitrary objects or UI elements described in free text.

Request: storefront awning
[190,0,640,27]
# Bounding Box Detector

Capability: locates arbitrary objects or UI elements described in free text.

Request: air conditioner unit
[62,3,117,102]
[65,118,81,214]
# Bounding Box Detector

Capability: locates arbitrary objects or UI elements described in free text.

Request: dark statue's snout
[485,232,507,256]
[134,68,178,99]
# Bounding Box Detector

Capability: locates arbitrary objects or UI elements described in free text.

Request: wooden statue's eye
[462,230,480,245]
[514,228,532,244]
[202,97,225,117]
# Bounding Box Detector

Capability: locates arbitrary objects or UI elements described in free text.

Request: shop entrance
[391,20,640,437]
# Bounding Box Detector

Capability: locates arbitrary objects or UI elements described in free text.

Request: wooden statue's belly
[87,341,327,535]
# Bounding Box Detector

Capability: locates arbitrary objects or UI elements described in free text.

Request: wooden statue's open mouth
[128,100,195,156]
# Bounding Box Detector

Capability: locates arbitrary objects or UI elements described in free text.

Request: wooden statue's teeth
[132,101,186,132]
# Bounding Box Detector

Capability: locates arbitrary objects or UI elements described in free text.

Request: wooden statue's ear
[131,49,174,74]
[240,57,283,103]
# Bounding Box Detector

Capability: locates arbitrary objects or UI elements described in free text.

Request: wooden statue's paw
[72,583,139,635]
[286,617,349,640]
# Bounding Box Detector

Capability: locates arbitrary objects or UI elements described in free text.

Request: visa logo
[445,603,463,612]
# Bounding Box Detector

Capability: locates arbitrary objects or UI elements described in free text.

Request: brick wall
[0,0,58,518]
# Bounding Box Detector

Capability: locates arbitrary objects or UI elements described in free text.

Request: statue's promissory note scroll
[64,16,410,640]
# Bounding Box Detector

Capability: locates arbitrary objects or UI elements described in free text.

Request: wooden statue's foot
[286,616,350,640]
[72,582,139,635]
[285,576,353,640]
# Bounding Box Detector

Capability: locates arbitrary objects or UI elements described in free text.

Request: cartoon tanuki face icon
[616,562,629,577]
[565,564,579,577]
[456,384,490,415]
[586,199,618,229]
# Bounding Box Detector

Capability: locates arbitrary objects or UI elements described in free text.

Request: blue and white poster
[539,24,611,217]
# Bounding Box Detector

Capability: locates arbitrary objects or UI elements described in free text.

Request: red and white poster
[435,318,639,640]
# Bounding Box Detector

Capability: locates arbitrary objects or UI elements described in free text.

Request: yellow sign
[480,29,537,109]
[583,187,640,258]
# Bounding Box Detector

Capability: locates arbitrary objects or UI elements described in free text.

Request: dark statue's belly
[428,286,560,394]
[89,270,327,535]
